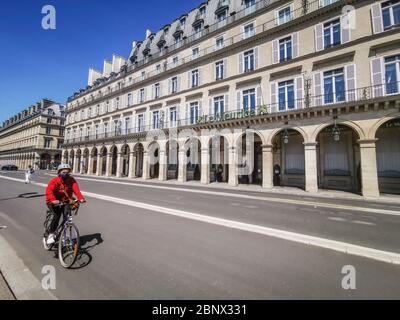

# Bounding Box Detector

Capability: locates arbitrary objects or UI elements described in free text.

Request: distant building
[64,0,400,197]
[0,99,65,170]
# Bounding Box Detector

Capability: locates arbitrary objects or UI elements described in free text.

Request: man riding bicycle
[44,164,86,245]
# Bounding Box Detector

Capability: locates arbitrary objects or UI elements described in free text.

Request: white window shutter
[177,76,181,91]
[341,14,351,44]
[239,53,244,74]
[168,79,172,94]
[213,62,217,81]
[225,94,229,112]
[224,58,228,78]
[199,100,203,116]
[237,91,241,110]
[371,58,384,97]
[292,33,299,58]
[272,40,279,64]
[345,64,356,101]
[186,103,189,125]
[313,72,323,106]
[188,71,191,88]
[144,88,147,101]
[198,68,201,86]
[371,3,383,34]
[315,23,324,52]
[254,47,259,69]
[295,76,304,109]
[270,82,277,112]
[152,85,155,99]
[209,98,213,115]
[256,86,262,107]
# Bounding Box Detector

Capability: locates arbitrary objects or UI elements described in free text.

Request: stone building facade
[0,99,65,170]
[63,0,400,198]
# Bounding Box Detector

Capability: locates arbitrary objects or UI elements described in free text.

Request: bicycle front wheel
[58,223,80,268]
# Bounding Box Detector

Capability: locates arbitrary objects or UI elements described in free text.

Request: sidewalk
[0,271,14,300]
[68,172,400,205]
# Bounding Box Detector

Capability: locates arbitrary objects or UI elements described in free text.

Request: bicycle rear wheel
[58,223,80,268]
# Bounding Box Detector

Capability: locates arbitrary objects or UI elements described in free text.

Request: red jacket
[46,176,85,204]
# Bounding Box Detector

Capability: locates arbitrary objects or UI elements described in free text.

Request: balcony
[64,81,400,147]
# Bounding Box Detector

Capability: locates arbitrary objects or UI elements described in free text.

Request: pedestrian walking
[25,165,34,184]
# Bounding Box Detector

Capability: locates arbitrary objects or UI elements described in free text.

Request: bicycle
[43,200,82,268]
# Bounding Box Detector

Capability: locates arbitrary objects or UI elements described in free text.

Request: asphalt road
[0,171,399,299]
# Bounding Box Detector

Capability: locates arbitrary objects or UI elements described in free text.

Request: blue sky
[0,0,200,122]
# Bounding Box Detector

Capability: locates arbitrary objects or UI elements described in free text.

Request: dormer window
[180,18,186,27]
[199,6,206,16]
[194,23,203,33]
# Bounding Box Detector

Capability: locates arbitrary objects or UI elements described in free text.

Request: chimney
[103,60,112,77]
[88,68,102,86]
[132,41,137,48]
[146,29,152,38]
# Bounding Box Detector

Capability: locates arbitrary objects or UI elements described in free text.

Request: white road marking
[327,217,347,222]
[1,175,400,265]
[353,220,376,226]
[37,173,400,217]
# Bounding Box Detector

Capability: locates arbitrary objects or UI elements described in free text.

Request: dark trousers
[45,203,70,236]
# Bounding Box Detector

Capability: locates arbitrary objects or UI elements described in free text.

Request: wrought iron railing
[64,81,400,145]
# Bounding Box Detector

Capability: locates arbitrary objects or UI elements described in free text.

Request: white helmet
[57,163,72,173]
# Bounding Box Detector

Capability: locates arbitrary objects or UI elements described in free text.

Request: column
[80,156,85,174]
[262,145,274,189]
[201,147,210,184]
[105,153,112,177]
[228,147,238,187]
[142,151,150,180]
[177,149,187,183]
[96,154,101,176]
[128,152,136,179]
[116,152,123,178]
[73,153,79,174]
[304,142,318,193]
[87,154,93,175]
[358,139,380,198]
[159,149,167,181]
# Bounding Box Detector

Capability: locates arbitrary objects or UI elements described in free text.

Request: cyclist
[44,164,86,245]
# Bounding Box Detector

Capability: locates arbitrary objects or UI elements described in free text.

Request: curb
[0,234,57,300]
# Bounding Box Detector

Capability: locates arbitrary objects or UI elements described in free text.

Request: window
[169,107,177,127]
[47,118,52,124]
[199,6,206,16]
[279,36,292,62]
[81,109,85,119]
[175,34,182,44]
[125,118,131,134]
[192,47,200,59]
[103,122,109,136]
[96,105,100,115]
[324,68,345,104]
[321,0,338,6]
[244,23,255,39]
[382,0,400,30]
[137,114,145,132]
[324,19,341,49]
[189,102,199,124]
[191,69,199,87]
[86,127,91,138]
[385,55,400,94]
[46,126,51,135]
[215,61,224,80]
[154,83,161,98]
[44,139,52,149]
[180,18,186,27]
[152,111,160,130]
[244,50,255,72]
[277,6,292,25]
[139,89,145,103]
[47,109,54,116]
[214,96,225,115]
[105,101,110,113]
[141,71,146,80]
[88,107,92,118]
[242,89,256,111]
[115,98,120,110]
[57,140,63,149]
[216,37,224,50]
[127,93,132,106]
[173,57,179,66]
[95,125,99,138]
[171,77,178,93]
[59,129,65,137]
[217,10,227,22]
[244,0,256,8]
[156,64,161,74]
[278,80,295,111]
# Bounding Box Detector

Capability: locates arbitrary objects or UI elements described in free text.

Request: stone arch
[166,139,179,180]
[184,137,201,181]
[369,111,400,140]
[268,127,308,145]
[311,121,364,143]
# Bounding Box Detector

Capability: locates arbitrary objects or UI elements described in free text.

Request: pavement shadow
[69,233,104,270]
[0,193,45,202]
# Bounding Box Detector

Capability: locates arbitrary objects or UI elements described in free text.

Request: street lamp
[283,129,289,144]
[332,116,340,142]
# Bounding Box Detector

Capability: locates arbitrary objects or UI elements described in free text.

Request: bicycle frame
[53,202,80,244]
